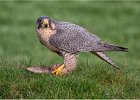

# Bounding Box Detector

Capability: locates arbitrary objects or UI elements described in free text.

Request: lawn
[0,1,139,99]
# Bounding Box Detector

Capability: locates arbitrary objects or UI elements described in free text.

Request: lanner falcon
[27,16,128,75]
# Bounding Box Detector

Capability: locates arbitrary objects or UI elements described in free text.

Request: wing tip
[118,46,128,52]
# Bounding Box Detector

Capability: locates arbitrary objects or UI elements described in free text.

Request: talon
[51,64,65,75]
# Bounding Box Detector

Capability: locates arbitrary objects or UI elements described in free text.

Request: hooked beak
[42,19,49,25]
[38,19,49,29]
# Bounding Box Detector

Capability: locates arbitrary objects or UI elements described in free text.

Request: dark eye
[38,19,42,23]
[48,19,51,23]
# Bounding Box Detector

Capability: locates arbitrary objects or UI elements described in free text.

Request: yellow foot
[51,64,65,75]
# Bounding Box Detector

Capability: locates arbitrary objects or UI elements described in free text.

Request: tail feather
[91,51,119,69]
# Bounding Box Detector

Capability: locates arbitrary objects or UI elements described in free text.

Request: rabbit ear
[26,67,51,73]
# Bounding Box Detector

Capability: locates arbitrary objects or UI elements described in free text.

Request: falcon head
[36,16,52,29]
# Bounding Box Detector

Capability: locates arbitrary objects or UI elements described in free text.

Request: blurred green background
[0,1,139,99]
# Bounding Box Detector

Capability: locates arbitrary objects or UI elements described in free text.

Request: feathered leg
[63,52,77,73]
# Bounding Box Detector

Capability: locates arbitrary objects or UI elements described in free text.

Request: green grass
[0,1,140,99]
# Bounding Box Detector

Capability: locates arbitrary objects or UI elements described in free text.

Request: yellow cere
[43,19,49,25]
